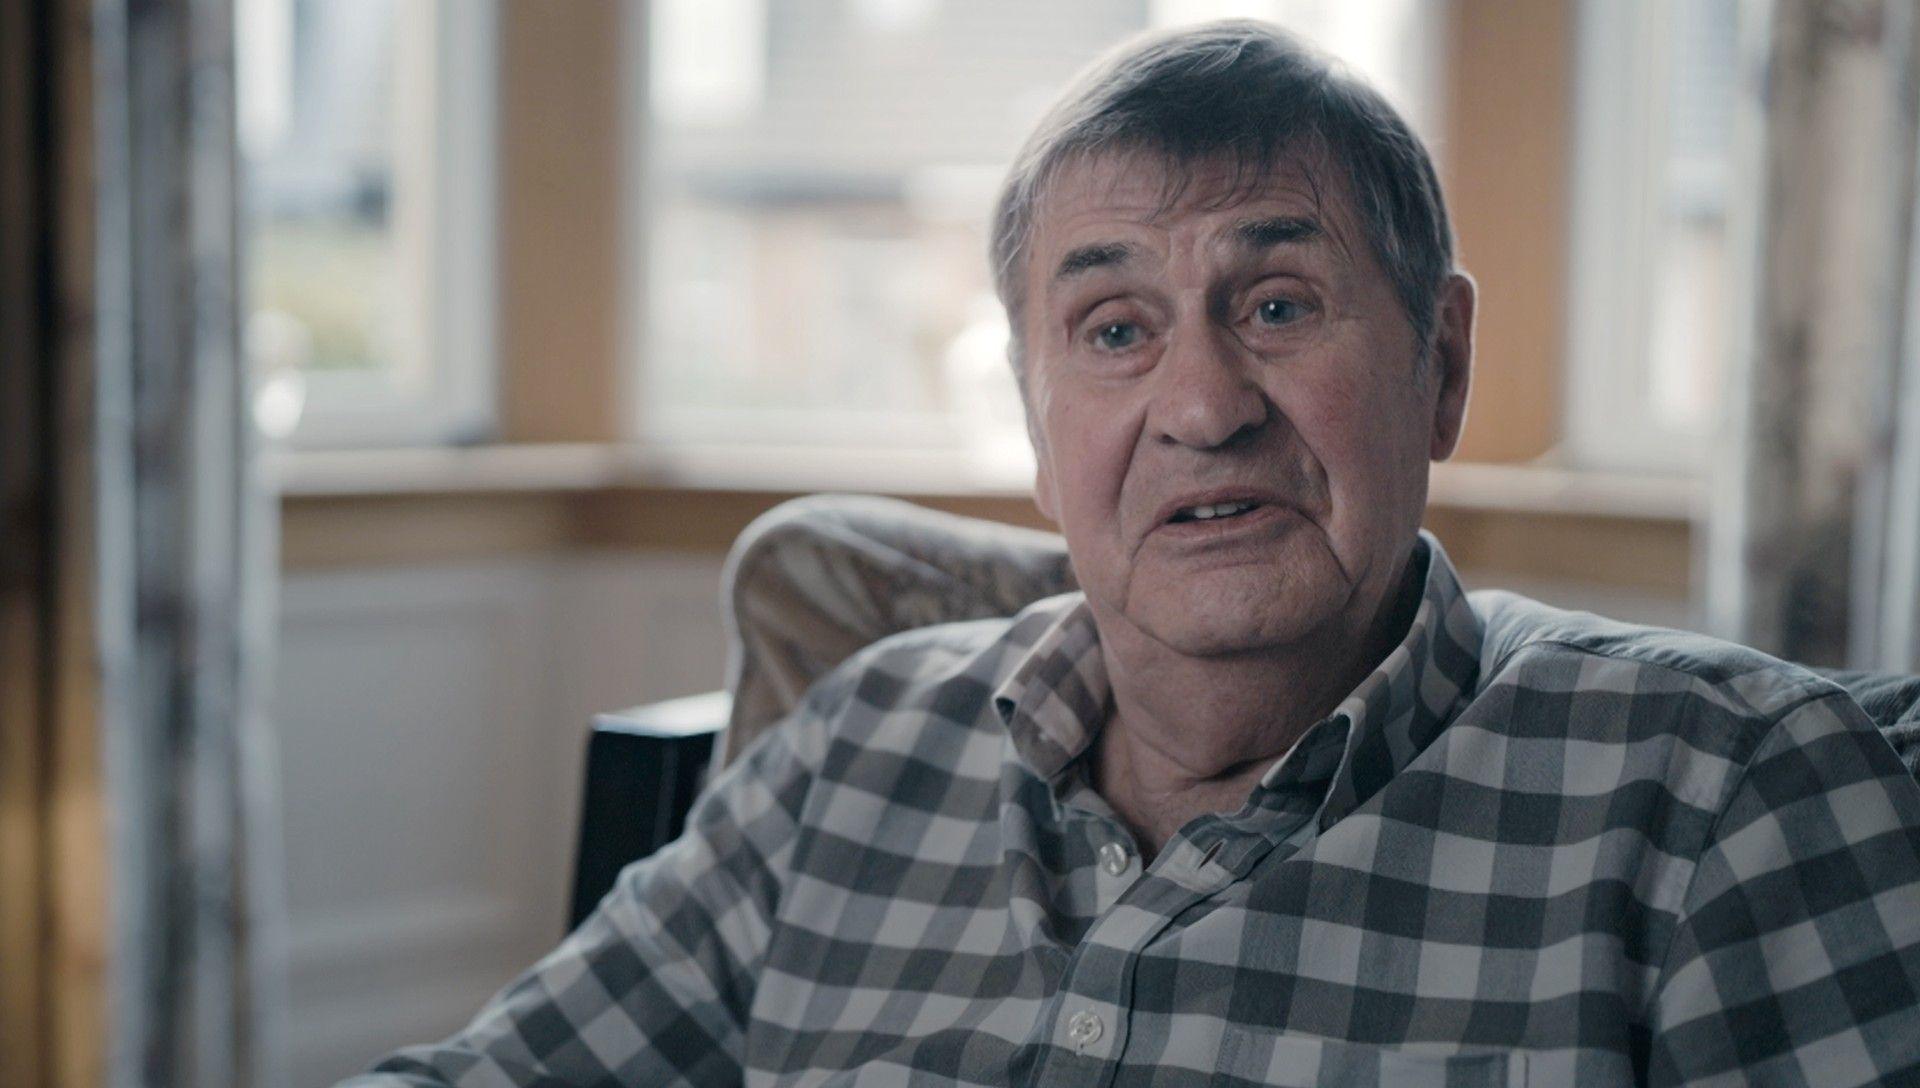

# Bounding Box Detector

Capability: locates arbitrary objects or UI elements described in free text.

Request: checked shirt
[351,533,1920,1086]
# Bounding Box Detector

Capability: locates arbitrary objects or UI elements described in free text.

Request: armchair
[570,494,1074,928]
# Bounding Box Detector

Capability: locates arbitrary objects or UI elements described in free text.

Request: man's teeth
[1183,501,1256,521]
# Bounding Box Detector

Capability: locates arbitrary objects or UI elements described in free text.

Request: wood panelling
[567,487,1056,555]
[281,484,1691,605]
[1443,0,1572,463]
[497,0,625,443]
[1422,506,1693,599]
[280,492,579,570]
[276,564,565,1083]
[281,486,1052,569]
[273,552,732,1083]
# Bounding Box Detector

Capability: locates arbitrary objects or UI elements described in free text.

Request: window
[238,0,498,447]
[1564,0,1740,473]
[630,0,1441,484]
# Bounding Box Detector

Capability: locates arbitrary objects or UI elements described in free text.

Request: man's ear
[1034,455,1058,525]
[1428,272,1475,462]
[1021,369,1060,525]
[1029,418,1060,526]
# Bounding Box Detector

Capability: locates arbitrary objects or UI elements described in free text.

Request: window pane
[240,0,403,380]
[240,0,495,447]
[641,0,1437,459]
[1647,0,1736,433]
[1565,0,1739,472]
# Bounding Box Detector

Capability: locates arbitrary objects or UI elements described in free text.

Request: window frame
[248,0,500,449]
[1561,0,1726,474]
[618,1,1444,470]
[619,0,1000,465]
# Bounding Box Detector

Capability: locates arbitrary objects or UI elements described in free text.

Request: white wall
[274,551,727,1086]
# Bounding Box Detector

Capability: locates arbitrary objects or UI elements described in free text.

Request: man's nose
[1149,318,1270,450]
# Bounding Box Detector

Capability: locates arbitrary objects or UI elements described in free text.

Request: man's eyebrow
[1052,241,1134,282]
[1232,216,1323,250]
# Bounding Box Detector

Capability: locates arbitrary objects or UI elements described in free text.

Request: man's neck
[1088,557,1424,858]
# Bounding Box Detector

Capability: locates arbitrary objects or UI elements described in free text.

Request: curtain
[1707,0,1920,674]
[91,0,288,1084]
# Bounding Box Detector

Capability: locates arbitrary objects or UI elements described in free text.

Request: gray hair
[989,20,1455,378]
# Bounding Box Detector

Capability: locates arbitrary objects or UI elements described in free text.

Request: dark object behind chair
[569,691,730,930]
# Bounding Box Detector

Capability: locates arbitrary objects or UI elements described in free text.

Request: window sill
[272,443,1699,600]
[267,442,1700,522]
[267,441,1032,500]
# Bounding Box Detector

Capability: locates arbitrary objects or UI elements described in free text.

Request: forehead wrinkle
[1028,149,1367,310]
[1146,163,1361,274]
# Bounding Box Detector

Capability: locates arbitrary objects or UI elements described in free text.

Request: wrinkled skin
[1022,148,1474,666]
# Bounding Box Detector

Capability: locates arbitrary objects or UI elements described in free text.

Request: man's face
[1020,149,1472,658]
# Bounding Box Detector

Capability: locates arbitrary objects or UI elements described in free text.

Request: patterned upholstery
[718,494,1075,766]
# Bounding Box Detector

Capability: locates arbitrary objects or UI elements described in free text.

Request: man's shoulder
[1444,589,1920,867]
[1464,587,1864,767]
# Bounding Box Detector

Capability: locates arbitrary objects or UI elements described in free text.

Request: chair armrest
[568,691,731,930]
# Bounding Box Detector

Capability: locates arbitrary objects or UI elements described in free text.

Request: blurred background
[13,0,1920,1085]
[255,6,1691,1073]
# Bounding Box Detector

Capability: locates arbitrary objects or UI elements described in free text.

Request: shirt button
[1098,841,1130,877]
[1066,1009,1105,1049]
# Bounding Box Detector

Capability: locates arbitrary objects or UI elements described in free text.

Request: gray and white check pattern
[350,533,1920,1086]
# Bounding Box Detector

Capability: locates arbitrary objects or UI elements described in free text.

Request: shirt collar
[990,530,1483,828]
[990,591,1107,785]
[1308,531,1483,829]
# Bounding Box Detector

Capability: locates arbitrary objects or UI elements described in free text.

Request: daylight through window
[636,0,1439,479]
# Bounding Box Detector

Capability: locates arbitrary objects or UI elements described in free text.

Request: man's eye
[1094,321,1143,350]
[1255,298,1304,326]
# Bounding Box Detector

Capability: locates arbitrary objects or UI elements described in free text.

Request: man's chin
[1124,585,1341,659]
[1117,541,1344,650]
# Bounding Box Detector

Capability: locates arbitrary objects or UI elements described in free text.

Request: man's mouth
[1167,500,1263,524]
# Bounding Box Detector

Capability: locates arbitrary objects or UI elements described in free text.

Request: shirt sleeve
[335,681,838,1088]
[1649,689,1920,1086]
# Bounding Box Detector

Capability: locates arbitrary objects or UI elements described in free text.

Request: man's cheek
[1284,380,1401,478]
[1281,369,1373,433]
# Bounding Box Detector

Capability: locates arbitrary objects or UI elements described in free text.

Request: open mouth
[1167,500,1263,524]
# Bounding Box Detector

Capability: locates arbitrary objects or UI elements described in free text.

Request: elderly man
[352,22,1920,1087]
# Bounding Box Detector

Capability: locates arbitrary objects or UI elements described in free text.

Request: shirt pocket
[1217,1029,1526,1088]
